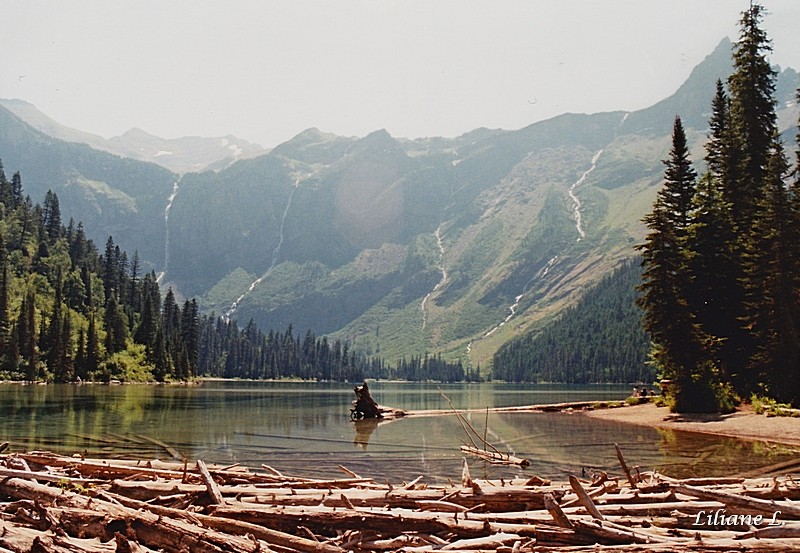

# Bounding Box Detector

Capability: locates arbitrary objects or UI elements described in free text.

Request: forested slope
[492,259,649,383]
[0,165,465,382]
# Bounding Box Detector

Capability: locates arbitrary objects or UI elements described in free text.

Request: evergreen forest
[637,3,800,411]
[492,259,649,383]
[0,170,467,383]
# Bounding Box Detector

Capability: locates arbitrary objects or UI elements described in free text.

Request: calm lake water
[0,381,795,482]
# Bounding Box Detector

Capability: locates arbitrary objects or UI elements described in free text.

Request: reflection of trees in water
[653,427,799,478]
[7,383,792,482]
[0,383,355,459]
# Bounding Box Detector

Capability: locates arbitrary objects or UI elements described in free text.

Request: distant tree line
[492,259,650,383]
[637,3,800,411]
[0,165,467,383]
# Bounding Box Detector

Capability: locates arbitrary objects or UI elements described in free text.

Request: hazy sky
[4,1,800,148]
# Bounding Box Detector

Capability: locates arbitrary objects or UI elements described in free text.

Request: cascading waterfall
[224,179,300,321]
[567,149,603,241]
[157,180,180,283]
[420,224,448,330]
[466,149,605,356]
[482,255,558,340]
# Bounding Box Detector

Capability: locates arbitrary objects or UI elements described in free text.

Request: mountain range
[1,38,798,370]
[0,98,269,174]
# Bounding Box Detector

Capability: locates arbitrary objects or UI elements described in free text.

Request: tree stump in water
[350,382,383,420]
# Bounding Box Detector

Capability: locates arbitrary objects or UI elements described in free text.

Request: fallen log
[210,502,493,539]
[0,477,270,553]
[460,445,531,467]
[102,491,346,553]
[438,531,523,551]
[196,459,225,505]
[568,475,604,520]
[673,483,800,518]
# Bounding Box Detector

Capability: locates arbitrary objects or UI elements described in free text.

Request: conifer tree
[0,234,10,362]
[743,138,800,403]
[57,311,74,382]
[727,2,778,231]
[85,313,100,376]
[46,274,65,379]
[685,173,739,378]
[152,327,170,382]
[103,237,118,303]
[17,289,38,381]
[180,299,199,378]
[75,327,86,379]
[104,294,128,354]
[687,81,750,382]
[42,190,62,243]
[11,172,22,209]
[638,117,718,411]
[722,3,782,396]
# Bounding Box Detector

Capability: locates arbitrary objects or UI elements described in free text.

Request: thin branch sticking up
[439,389,530,467]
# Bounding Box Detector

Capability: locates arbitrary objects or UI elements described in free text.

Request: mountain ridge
[1,37,798,371]
[0,98,269,174]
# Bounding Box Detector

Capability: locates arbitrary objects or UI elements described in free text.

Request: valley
[1,37,798,375]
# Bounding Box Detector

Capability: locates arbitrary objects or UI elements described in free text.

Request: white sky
[4,1,800,148]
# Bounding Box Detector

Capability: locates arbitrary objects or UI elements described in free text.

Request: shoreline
[580,401,800,447]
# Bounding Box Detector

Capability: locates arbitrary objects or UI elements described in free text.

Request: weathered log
[114,532,154,553]
[103,492,346,553]
[673,483,800,518]
[576,516,674,544]
[438,532,523,550]
[0,478,267,553]
[0,467,104,485]
[196,459,225,505]
[568,475,604,520]
[417,499,469,513]
[615,443,637,488]
[572,500,725,517]
[736,522,800,540]
[17,452,192,481]
[211,502,493,539]
[656,475,746,486]
[460,445,530,467]
[543,492,573,529]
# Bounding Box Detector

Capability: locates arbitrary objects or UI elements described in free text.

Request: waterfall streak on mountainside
[224,179,299,320]
[157,180,180,283]
[420,224,447,330]
[567,149,603,241]
[481,255,558,340]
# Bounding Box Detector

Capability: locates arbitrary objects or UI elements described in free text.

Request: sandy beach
[581,401,800,447]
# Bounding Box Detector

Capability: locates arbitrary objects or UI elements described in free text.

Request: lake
[0,381,794,482]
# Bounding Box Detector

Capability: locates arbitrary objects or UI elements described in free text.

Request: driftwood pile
[2,447,800,552]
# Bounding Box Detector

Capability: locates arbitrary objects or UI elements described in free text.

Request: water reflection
[0,382,795,482]
[352,418,381,449]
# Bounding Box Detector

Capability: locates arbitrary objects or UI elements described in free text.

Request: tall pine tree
[638,117,721,412]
